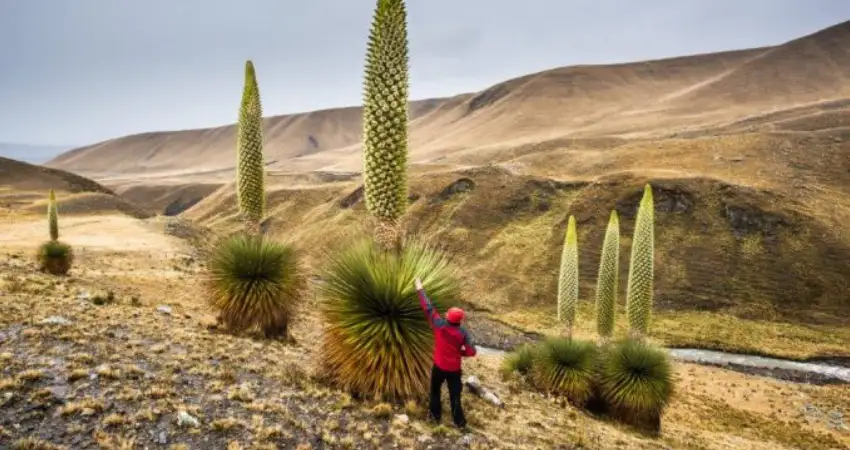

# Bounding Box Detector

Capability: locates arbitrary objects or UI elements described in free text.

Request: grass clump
[36,240,74,276]
[205,234,305,339]
[599,339,673,433]
[318,238,459,401]
[499,343,536,380]
[531,337,599,407]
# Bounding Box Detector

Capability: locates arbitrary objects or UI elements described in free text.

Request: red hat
[446,307,465,324]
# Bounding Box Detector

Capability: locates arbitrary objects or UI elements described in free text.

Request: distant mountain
[0,143,74,164]
[45,19,850,176]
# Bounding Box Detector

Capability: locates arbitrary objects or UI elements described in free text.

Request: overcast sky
[0,0,848,147]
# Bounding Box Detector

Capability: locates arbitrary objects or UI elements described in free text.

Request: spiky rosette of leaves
[599,339,673,433]
[595,210,620,340]
[531,337,599,406]
[318,238,460,401]
[205,233,304,339]
[557,216,579,330]
[625,184,655,337]
[361,0,410,228]
[499,343,537,381]
[236,60,266,232]
[37,240,73,275]
[47,189,59,241]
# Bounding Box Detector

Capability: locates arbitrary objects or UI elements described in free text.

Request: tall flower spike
[236,60,266,234]
[557,215,579,335]
[625,184,655,338]
[361,0,410,243]
[595,210,620,341]
[47,189,59,241]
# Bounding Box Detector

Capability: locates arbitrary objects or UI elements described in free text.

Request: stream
[477,346,850,384]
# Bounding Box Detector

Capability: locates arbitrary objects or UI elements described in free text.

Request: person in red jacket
[415,277,477,429]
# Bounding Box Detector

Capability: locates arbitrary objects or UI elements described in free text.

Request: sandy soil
[0,215,179,253]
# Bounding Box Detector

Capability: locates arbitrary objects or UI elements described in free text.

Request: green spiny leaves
[557,215,579,330]
[625,184,655,337]
[236,60,266,233]
[595,210,620,340]
[47,189,58,241]
[361,0,410,224]
[318,237,459,401]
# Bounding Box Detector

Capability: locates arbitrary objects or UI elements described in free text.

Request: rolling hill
[0,156,149,218]
[46,20,850,177]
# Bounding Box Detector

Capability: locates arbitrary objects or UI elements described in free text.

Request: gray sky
[0,0,848,147]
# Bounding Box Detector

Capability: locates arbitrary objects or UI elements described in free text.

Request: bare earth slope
[0,157,149,219]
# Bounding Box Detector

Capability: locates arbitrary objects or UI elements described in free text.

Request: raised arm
[415,278,443,329]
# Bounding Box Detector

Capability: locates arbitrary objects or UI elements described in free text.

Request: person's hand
[414,278,423,290]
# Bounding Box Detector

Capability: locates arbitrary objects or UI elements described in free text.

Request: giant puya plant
[36,189,74,275]
[600,184,673,434]
[318,0,462,402]
[557,215,579,337]
[504,184,673,432]
[625,184,655,339]
[361,0,410,251]
[204,60,305,339]
[594,210,620,343]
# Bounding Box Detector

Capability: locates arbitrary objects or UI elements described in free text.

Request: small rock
[157,430,168,444]
[393,414,409,425]
[41,316,72,326]
[77,291,90,300]
[156,305,172,315]
[456,434,474,447]
[417,435,432,443]
[46,386,68,402]
[177,410,200,428]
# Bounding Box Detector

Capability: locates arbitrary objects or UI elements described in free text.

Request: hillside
[36,19,850,335]
[46,21,850,177]
[0,156,149,219]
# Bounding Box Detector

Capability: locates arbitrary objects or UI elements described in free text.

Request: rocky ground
[1,214,849,450]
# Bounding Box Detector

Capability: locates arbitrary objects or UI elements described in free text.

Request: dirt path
[0,215,183,253]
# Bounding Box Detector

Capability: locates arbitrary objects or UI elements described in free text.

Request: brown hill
[0,156,149,218]
[47,21,850,177]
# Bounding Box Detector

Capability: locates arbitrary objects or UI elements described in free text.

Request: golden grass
[494,303,850,360]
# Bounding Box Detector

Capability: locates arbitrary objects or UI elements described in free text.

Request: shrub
[37,240,73,275]
[531,337,599,406]
[205,233,304,339]
[625,184,655,337]
[318,238,460,401]
[598,338,673,433]
[500,343,537,380]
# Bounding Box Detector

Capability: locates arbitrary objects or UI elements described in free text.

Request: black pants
[429,364,466,427]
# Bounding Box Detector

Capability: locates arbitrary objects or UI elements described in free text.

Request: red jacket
[417,288,477,372]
